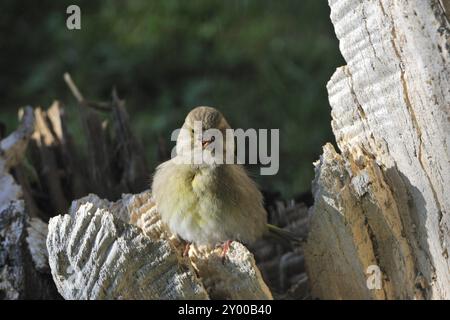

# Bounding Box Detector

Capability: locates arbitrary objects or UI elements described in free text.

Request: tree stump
[304,0,450,299]
[46,191,273,299]
[0,107,60,299]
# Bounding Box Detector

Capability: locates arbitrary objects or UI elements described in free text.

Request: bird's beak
[201,136,215,149]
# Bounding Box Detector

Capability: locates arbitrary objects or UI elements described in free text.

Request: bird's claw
[183,242,191,257]
[220,240,233,264]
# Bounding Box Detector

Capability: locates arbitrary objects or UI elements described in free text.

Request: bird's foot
[220,240,233,264]
[183,242,191,257]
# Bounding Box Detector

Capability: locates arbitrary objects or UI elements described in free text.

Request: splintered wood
[47,191,273,299]
[305,0,450,299]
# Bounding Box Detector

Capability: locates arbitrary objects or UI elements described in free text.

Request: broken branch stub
[0,107,59,299]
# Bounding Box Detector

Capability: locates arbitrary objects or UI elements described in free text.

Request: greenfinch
[151,106,299,256]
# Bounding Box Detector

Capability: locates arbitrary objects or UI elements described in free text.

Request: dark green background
[0,0,343,197]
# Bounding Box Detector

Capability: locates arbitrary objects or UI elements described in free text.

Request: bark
[25,82,150,222]
[305,0,450,299]
[0,107,59,299]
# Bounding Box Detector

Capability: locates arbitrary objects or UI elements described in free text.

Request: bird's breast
[154,162,264,245]
[191,169,216,194]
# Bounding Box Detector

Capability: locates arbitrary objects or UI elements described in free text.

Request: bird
[151,106,300,258]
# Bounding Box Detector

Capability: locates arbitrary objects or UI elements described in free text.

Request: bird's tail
[266,223,304,248]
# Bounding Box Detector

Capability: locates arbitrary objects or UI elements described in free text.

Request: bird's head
[184,106,231,147]
[176,106,232,167]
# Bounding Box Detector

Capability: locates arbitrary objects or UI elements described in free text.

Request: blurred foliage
[0,0,343,197]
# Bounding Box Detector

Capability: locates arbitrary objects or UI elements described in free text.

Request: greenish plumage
[151,106,301,247]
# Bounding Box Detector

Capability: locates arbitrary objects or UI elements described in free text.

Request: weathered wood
[440,0,450,18]
[2,82,309,299]
[26,217,49,273]
[0,107,35,173]
[32,107,69,213]
[250,201,309,299]
[0,106,35,219]
[110,89,149,194]
[305,0,450,299]
[0,107,59,299]
[46,101,86,200]
[21,80,150,219]
[6,99,307,300]
[62,73,149,200]
[47,191,273,299]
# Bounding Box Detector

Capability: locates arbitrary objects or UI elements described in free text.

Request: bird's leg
[183,242,191,257]
[220,240,233,262]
